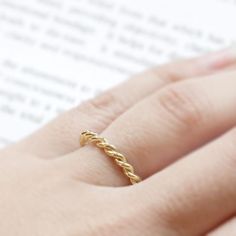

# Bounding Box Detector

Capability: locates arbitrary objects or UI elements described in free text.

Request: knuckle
[78,91,124,125]
[91,91,117,111]
[153,64,183,83]
[158,82,206,129]
[80,91,116,114]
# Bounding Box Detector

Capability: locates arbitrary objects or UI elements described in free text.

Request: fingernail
[200,45,236,70]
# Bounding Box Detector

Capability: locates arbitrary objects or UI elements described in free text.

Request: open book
[0,0,235,148]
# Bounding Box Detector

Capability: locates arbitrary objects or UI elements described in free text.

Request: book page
[0,0,236,148]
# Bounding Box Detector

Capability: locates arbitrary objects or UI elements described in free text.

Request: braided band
[80,131,142,185]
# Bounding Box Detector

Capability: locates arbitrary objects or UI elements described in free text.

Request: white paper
[0,0,236,148]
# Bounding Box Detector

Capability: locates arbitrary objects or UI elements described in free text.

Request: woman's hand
[1,48,236,235]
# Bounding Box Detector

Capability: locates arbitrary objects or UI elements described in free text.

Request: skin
[1,48,236,235]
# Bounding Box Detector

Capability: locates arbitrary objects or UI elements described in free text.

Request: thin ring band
[80,131,142,185]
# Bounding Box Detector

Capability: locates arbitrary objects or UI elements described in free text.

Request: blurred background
[0,0,235,147]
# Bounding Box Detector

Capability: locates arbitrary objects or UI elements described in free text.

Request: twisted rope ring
[80,130,142,185]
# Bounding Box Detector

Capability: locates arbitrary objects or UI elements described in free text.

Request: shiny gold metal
[80,130,142,185]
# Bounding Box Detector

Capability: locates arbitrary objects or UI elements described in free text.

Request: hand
[1,48,236,235]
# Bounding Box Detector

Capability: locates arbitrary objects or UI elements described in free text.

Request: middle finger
[5,48,236,159]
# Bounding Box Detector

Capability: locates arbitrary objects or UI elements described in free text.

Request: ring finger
[61,69,236,186]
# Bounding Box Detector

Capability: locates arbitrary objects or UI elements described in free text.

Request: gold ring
[79,130,142,185]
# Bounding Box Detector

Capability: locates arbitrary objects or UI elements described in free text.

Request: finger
[61,69,236,186]
[5,48,236,158]
[137,127,236,235]
[208,217,236,235]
